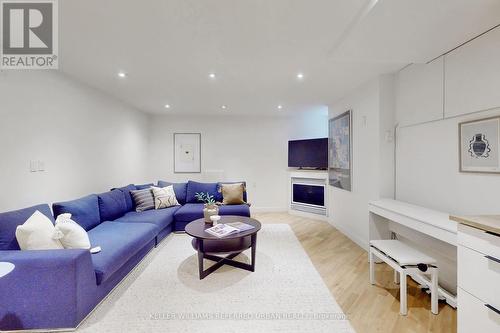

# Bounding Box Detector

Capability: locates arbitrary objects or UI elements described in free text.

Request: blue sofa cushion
[113,184,137,211]
[135,183,154,190]
[97,190,128,222]
[53,194,100,231]
[114,206,180,232]
[87,222,157,285]
[157,181,187,205]
[218,204,251,217]
[173,203,205,222]
[186,181,218,203]
[0,204,54,250]
[216,181,248,202]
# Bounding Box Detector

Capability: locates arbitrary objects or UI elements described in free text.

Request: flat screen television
[288,138,328,169]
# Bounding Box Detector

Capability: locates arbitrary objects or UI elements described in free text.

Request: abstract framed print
[329,110,352,190]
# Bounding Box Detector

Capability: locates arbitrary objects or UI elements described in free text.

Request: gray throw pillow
[130,188,155,212]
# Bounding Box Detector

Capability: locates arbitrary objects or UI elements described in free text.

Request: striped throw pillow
[130,188,155,212]
[152,186,179,209]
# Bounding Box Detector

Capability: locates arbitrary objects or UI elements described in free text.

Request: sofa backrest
[113,184,137,211]
[97,189,128,222]
[53,194,101,231]
[157,181,187,205]
[216,181,248,202]
[186,181,219,204]
[0,204,54,250]
[135,183,154,190]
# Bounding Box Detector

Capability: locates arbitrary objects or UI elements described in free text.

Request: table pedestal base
[194,234,257,280]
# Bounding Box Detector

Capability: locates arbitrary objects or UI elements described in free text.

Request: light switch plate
[29,160,37,172]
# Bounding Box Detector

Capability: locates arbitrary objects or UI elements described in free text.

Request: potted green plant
[195,192,219,223]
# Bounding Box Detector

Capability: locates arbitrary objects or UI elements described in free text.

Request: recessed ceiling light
[296,73,304,80]
[209,73,216,79]
[221,105,227,110]
[117,71,127,78]
[277,105,283,109]
[164,104,171,109]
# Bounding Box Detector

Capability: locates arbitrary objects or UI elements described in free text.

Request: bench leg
[430,267,439,315]
[400,271,407,315]
[369,248,375,285]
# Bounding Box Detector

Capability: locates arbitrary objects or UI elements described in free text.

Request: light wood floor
[254,212,457,333]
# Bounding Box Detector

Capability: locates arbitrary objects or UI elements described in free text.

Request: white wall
[0,70,150,211]
[396,26,500,215]
[287,107,329,140]
[148,110,328,212]
[328,76,395,248]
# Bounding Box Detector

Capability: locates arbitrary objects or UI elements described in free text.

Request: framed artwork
[174,133,201,173]
[459,116,500,173]
[329,110,352,191]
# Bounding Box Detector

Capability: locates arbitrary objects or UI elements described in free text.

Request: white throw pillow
[15,211,64,250]
[53,213,91,249]
[152,186,179,209]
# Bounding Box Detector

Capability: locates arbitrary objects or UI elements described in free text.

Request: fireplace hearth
[290,175,327,216]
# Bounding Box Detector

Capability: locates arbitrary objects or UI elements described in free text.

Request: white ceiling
[59,0,500,115]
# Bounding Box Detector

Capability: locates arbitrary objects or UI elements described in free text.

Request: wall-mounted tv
[288,138,328,169]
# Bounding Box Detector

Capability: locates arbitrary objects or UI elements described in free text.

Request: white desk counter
[369,199,457,246]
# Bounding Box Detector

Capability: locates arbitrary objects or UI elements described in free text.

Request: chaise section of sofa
[0,204,97,331]
[0,248,96,330]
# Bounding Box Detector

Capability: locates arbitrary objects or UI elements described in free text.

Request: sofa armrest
[0,249,96,331]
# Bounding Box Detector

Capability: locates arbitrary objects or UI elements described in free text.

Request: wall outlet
[385,130,394,143]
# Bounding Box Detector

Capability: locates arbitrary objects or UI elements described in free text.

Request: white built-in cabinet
[396,58,444,127]
[457,224,500,332]
[445,27,500,118]
[396,26,500,126]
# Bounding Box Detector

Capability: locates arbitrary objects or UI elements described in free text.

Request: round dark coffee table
[185,216,261,279]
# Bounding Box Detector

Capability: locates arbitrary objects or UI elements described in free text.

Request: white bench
[369,239,439,315]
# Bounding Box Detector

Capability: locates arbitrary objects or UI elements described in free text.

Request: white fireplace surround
[288,170,329,220]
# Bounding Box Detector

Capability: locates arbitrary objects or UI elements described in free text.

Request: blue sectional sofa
[0,180,250,331]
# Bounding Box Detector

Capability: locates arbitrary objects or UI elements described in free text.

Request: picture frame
[459,116,500,174]
[328,110,352,191]
[174,133,201,173]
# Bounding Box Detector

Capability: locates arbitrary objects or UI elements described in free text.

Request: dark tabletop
[185,215,261,240]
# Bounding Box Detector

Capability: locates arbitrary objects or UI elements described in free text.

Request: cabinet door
[458,245,500,308]
[458,288,500,333]
[396,58,444,126]
[445,28,500,117]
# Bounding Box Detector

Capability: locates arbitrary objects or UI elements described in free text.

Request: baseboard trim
[328,220,369,251]
[288,209,328,221]
[250,206,287,213]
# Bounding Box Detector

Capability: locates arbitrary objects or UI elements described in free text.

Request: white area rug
[78,224,355,333]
